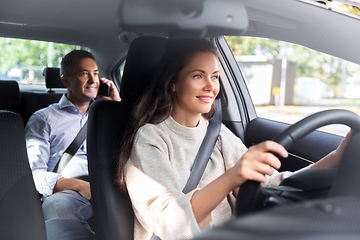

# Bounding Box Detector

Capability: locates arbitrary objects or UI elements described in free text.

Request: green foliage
[0,37,79,73]
[327,1,360,16]
[225,36,358,98]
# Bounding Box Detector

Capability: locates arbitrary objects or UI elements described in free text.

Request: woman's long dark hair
[115,38,218,191]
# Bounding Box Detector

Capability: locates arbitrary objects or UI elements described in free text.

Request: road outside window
[226,36,360,136]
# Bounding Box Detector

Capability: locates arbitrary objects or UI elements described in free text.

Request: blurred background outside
[226,35,360,136]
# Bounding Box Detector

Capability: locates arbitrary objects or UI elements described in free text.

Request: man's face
[62,57,99,104]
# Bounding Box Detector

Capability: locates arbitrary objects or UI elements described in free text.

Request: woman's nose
[204,77,215,90]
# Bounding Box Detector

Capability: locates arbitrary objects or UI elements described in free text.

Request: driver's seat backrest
[87,36,167,240]
[0,110,47,240]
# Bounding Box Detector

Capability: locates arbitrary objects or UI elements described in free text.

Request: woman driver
[115,38,351,240]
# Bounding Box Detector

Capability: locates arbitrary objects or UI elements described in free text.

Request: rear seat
[0,80,22,115]
[21,67,65,125]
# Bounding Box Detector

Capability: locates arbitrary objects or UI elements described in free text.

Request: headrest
[120,36,167,103]
[43,67,65,89]
[0,80,20,99]
[0,80,21,111]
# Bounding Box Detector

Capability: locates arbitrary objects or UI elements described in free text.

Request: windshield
[304,0,360,16]
[331,0,360,8]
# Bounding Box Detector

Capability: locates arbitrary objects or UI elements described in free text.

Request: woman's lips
[196,96,213,103]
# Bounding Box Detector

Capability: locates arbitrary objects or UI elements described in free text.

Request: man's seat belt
[53,121,88,173]
[150,98,222,240]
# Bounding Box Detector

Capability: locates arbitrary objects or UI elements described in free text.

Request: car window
[117,60,126,81]
[226,36,360,136]
[0,37,89,91]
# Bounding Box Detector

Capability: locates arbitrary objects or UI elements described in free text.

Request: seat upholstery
[0,110,47,240]
[0,80,22,115]
[87,36,167,240]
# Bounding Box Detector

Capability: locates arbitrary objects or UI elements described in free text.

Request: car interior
[1,0,360,239]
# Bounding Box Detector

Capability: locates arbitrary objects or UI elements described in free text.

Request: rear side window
[0,37,89,90]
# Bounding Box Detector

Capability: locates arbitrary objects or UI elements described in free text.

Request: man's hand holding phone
[97,78,121,101]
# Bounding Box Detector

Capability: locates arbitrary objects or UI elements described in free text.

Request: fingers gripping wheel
[235,109,360,217]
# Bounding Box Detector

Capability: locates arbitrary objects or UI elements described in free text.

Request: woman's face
[171,51,220,127]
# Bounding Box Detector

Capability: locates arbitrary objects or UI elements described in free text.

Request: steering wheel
[235,109,360,217]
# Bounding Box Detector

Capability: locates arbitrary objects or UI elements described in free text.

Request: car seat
[87,36,167,240]
[0,110,47,240]
[0,80,22,115]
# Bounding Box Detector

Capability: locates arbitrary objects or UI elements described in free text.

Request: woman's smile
[196,95,214,103]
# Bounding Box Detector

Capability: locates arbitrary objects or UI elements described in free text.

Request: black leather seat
[87,36,167,240]
[0,110,47,240]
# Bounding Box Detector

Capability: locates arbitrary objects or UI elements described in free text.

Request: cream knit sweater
[125,116,293,240]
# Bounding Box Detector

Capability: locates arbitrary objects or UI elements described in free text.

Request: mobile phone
[98,81,111,97]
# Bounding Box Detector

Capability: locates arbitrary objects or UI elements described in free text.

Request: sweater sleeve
[218,124,248,171]
[125,126,201,240]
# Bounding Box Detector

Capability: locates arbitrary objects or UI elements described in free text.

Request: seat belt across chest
[53,121,88,173]
[150,98,222,240]
[182,98,222,194]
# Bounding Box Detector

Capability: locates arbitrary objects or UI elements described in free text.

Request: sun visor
[117,0,248,37]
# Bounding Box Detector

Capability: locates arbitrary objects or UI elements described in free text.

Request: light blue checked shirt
[25,94,90,196]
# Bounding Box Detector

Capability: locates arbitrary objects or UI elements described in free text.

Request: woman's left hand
[312,130,353,169]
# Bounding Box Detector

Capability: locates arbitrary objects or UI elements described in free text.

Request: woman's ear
[171,84,176,92]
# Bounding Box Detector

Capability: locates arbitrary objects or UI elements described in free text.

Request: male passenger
[25,50,120,239]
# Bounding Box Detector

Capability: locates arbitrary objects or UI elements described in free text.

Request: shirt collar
[58,94,95,112]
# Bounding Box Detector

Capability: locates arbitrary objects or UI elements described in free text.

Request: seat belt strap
[182,98,222,194]
[150,99,222,240]
[53,121,88,173]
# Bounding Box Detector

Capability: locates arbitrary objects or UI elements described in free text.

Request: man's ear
[61,75,70,88]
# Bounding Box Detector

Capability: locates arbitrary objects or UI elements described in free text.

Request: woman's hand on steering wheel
[229,141,288,190]
[311,130,354,169]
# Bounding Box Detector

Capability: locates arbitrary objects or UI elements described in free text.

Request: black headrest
[43,67,65,89]
[0,80,21,106]
[120,36,167,103]
[0,80,20,99]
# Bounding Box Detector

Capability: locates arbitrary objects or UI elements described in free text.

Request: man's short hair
[60,50,95,76]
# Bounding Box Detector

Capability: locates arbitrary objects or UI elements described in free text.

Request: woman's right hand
[191,140,287,223]
[227,140,288,189]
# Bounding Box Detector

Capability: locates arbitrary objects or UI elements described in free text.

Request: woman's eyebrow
[189,69,220,74]
[190,69,205,73]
